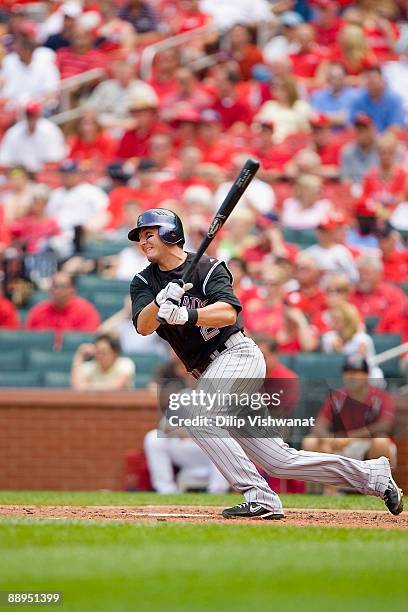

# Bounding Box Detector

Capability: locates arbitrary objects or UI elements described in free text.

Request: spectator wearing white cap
[0,101,66,172]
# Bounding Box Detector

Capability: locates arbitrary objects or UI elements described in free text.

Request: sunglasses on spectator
[326,286,349,293]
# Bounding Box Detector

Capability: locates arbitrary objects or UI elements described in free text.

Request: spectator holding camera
[71,334,135,390]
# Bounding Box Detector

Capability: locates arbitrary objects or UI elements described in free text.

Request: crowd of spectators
[0,0,407,388]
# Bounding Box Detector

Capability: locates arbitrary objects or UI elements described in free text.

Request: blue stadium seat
[76,275,129,296]
[0,330,54,350]
[27,350,74,373]
[43,371,71,388]
[365,316,379,334]
[283,228,317,248]
[93,292,125,319]
[293,352,344,379]
[126,353,167,375]
[371,334,402,378]
[61,332,97,352]
[0,349,25,371]
[0,371,42,388]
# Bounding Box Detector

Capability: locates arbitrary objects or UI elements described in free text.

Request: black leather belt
[190,331,245,379]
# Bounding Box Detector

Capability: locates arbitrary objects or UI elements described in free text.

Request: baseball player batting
[129,207,403,519]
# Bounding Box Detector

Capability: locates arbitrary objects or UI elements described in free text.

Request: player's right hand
[154,281,193,307]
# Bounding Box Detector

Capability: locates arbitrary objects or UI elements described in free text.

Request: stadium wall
[0,391,407,492]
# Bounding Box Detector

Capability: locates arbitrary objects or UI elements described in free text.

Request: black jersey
[130,253,243,372]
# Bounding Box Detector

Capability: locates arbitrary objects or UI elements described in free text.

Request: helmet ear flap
[158,225,184,245]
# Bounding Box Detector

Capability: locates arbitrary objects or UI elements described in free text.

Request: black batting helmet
[128,208,185,245]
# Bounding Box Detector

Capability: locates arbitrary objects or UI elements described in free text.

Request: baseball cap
[25,100,42,115]
[58,159,79,173]
[318,211,346,231]
[280,11,304,27]
[355,198,377,218]
[343,355,369,373]
[171,108,201,126]
[129,91,159,111]
[310,113,330,128]
[353,113,373,128]
[62,1,82,19]
[106,162,132,183]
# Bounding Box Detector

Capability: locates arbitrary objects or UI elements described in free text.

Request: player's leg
[235,435,402,513]
[186,337,284,516]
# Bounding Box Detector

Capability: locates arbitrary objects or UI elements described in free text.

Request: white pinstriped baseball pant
[187,333,391,513]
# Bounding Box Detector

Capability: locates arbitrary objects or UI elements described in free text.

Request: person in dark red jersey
[25,272,100,346]
[308,113,342,178]
[376,223,408,284]
[196,109,237,169]
[0,285,20,329]
[56,24,107,80]
[211,64,253,129]
[303,355,397,466]
[289,23,329,88]
[116,94,168,161]
[285,251,327,324]
[312,0,344,47]
[350,255,407,329]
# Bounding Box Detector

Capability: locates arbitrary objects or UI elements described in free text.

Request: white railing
[370,342,408,367]
[139,23,219,81]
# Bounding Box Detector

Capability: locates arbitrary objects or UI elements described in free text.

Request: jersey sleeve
[202,261,242,313]
[130,274,155,327]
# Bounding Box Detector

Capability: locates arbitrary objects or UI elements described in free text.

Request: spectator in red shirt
[8,184,60,254]
[250,118,293,176]
[159,145,204,200]
[196,109,236,168]
[68,112,115,169]
[256,336,300,415]
[312,0,344,47]
[303,354,396,466]
[362,131,407,213]
[376,223,408,284]
[307,113,342,178]
[227,23,264,81]
[358,0,399,61]
[116,92,166,160]
[211,64,253,129]
[245,264,318,353]
[25,271,100,345]
[161,67,213,117]
[289,23,329,88]
[170,0,210,34]
[285,251,327,322]
[148,48,180,99]
[0,286,19,329]
[350,254,407,326]
[105,162,140,229]
[227,257,262,312]
[56,24,107,80]
[148,133,179,182]
[130,158,164,210]
[0,206,10,253]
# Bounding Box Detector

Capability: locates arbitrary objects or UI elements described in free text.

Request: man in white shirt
[0,32,60,109]
[306,213,358,282]
[214,153,276,214]
[46,160,109,256]
[200,0,274,30]
[0,101,66,172]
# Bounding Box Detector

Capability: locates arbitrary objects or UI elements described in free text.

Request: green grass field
[0,492,407,612]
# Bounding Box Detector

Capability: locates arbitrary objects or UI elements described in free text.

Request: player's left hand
[157,302,189,325]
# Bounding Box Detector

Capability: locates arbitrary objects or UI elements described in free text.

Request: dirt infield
[0,505,407,529]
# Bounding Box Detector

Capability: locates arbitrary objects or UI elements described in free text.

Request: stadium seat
[76,275,129,296]
[0,371,42,388]
[0,330,54,350]
[61,332,97,352]
[28,290,49,307]
[371,334,402,378]
[135,372,153,389]
[43,371,71,388]
[126,353,167,375]
[399,282,408,295]
[0,349,25,371]
[81,240,128,259]
[279,354,294,370]
[365,316,379,334]
[93,292,125,319]
[293,352,344,379]
[27,350,74,373]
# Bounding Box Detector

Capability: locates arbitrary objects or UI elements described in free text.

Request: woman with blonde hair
[321,302,383,378]
[255,74,311,143]
[281,174,332,230]
[319,24,377,85]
